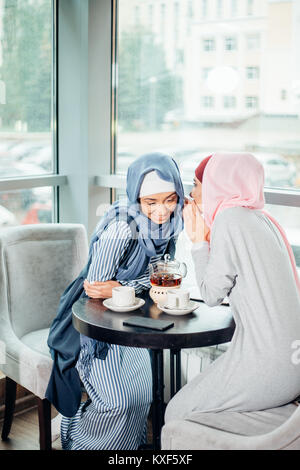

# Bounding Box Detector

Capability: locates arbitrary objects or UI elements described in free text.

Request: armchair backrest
[0,224,88,338]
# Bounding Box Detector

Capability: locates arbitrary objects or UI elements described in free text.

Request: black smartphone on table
[123,316,174,331]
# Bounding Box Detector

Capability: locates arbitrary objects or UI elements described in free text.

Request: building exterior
[119,0,300,124]
[185,0,300,123]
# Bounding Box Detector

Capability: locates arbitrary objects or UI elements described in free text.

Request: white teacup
[167,289,190,309]
[112,286,135,307]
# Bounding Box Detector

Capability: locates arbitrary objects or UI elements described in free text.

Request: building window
[231,0,238,17]
[161,3,166,35]
[134,5,140,25]
[225,37,237,51]
[247,0,254,16]
[203,38,215,51]
[202,96,214,108]
[176,49,184,65]
[202,67,212,80]
[202,0,208,19]
[246,66,260,79]
[281,89,287,101]
[216,0,223,18]
[224,96,236,108]
[187,0,193,18]
[148,4,153,28]
[247,34,260,50]
[174,1,180,37]
[245,96,259,108]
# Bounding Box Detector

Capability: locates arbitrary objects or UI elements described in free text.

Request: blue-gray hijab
[45,152,184,417]
[93,152,185,280]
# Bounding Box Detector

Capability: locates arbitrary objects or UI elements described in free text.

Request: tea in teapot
[150,273,182,288]
[149,254,187,304]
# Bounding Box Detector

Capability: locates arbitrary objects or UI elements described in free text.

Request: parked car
[0,204,18,226]
[0,140,51,174]
[0,159,47,179]
[13,161,48,176]
[252,152,297,188]
[22,145,52,171]
[21,202,52,225]
[9,141,46,161]
[0,140,19,158]
[179,151,297,188]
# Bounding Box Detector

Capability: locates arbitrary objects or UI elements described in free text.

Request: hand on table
[183,199,210,243]
[83,280,121,299]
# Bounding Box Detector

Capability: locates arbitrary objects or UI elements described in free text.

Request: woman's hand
[183,199,210,243]
[83,280,121,299]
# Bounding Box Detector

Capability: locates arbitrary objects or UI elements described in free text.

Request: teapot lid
[164,253,171,263]
[162,253,178,266]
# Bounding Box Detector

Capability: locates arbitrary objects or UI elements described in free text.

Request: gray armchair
[0,224,88,449]
[161,402,300,449]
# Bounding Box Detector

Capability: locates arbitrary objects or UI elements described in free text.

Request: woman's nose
[156,204,169,215]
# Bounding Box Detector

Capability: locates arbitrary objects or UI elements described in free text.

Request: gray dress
[165,207,300,422]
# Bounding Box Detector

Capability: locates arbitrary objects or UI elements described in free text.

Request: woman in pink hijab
[164,152,300,422]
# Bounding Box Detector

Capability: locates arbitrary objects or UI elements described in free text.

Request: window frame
[2,0,299,240]
[223,95,237,109]
[0,0,64,225]
[203,38,215,52]
[245,95,259,109]
[225,36,237,51]
[246,66,260,79]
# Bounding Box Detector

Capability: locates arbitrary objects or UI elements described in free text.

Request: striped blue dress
[61,221,160,450]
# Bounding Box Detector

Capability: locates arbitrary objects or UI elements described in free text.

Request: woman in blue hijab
[50,153,184,450]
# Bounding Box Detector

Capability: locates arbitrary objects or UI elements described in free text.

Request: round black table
[72,292,235,450]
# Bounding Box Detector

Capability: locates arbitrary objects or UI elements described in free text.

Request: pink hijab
[201,152,300,294]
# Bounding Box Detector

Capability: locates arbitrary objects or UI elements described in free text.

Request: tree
[117,28,182,131]
[0,0,52,132]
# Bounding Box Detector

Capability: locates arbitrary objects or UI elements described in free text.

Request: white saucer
[157,300,198,316]
[103,297,145,312]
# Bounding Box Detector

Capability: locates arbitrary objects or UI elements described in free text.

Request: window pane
[224,96,236,108]
[246,34,260,50]
[116,0,300,191]
[225,36,237,51]
[265,204,300,269]
[0,0,54,178]
[0,186,53,226]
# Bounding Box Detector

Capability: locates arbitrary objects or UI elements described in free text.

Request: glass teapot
[149,254,187,288]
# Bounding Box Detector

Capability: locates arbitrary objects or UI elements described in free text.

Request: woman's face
[140,191,178,224]
[190,176,202,206]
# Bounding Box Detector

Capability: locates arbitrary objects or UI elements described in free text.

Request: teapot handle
[181,262,187,278]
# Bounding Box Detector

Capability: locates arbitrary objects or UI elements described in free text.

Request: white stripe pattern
[61,345,152,450]
[60,220,158,449]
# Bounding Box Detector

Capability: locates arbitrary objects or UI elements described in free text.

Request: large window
[225,36,237,51]
[115,0,300,266]
[0,0,56,227]
[0,187,53,226]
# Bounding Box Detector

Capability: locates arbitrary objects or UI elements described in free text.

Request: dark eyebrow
[143,192,177,203]
[164,192,177,200]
